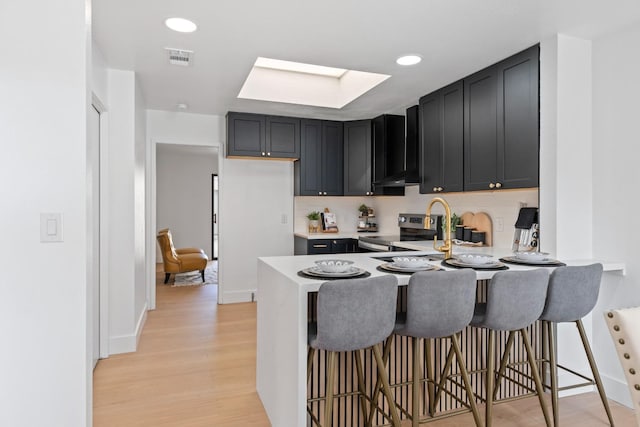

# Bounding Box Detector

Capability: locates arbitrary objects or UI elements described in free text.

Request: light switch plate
[41,213,63,242]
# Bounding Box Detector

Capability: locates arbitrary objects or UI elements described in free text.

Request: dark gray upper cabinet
[227,112,300,159]
[464,45,539,191]
[227,112,265,157]
[294,120,343,196]
[343,120,373,196]
[321,121,344,195]
[419,81,464,194]
[405,105,420,184]
[498,46,539,189]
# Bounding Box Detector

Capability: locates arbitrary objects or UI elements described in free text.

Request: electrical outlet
[281,214,288,224]
[496,217,504,232]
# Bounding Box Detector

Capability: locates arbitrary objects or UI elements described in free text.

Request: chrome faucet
[425,197,453,259]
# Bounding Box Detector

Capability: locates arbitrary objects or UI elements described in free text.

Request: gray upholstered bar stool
[470,269,552,427]
[390,269,482,427]
[539,263,614,426]
[307,275,401,427]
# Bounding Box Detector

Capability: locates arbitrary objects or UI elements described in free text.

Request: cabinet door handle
[489,183,495,189]
[318,192,322,195]
[262,152,266,156]
[267,152,271,156]
[432,187,438,192]
[365,191,370,195]
[438,187,443,192]
[323,192,327,195]
[312,244,328,248]
[496,182,502,188]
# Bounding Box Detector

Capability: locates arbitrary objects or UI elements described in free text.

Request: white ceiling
[93,0,640,120]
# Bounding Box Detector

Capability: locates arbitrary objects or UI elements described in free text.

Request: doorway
[212,174,219,260]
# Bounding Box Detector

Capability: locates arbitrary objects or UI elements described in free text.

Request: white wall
[295,188,538,248]
[106,69,147,354]
[92,41,108,105]
[134,76,147,333]
[0,0,90,425]
[157,144,218,258]
[591,23,640,407]
[218,157,295,303]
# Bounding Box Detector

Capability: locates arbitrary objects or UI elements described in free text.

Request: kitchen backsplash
[294,186,539,248]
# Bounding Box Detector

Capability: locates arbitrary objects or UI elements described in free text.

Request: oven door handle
[358,240,390,252]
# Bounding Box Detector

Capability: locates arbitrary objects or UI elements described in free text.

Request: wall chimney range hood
[371,105,419,188]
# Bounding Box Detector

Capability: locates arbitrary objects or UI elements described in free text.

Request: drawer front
[307,240,332,254]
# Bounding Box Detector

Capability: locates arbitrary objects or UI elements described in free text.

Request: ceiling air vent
[165,48,193,67]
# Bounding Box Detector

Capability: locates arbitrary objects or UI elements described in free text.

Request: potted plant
[442,212,460,236]
[307,211,321,233]
[358,204,370,216]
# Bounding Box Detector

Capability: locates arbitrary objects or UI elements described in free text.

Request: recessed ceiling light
[177,103,188,110]
[396,55,422,66]
[165,17,197,33]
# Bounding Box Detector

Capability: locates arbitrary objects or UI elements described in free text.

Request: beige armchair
[604,306,640,426]
[156,229,208,284]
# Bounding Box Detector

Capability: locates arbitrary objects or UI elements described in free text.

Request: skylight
[254,57,347,78]
[238,57,390,109]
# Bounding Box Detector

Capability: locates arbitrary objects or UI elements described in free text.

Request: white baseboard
[221,289,256,304]
[602,373,632,408]
[108,303,148,355]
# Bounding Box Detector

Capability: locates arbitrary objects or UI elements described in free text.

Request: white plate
[314,259,354,273]
[447,258,504,269]
[391,256,431,269]
[456,253,495,265]
[502,256,559,265]
[380,262,438,273]
[302,266,366,278]
[514,251,550,262]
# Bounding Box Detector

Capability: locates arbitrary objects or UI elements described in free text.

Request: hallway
[93,268,270,426]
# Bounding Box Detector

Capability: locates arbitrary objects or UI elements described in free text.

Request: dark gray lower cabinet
[464,45,539,191]
[294,237,357,255]
[419,81,464,194]
[295,120,343,196]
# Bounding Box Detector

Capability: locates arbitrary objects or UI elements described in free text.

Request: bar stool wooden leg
[576,319,615,426]
[425,338,435,417]
[493,331,516,400]
[521,328,552,427]
[412,337,421,427]
[324,351,337,427]
[307,348,316,382]
[451,333,483,427]
[372,344,401,427]
[486,329,495,427]
[433,342,456,407]
[366,337,394,427]
[547,321,559,427]
[353,349,369,424]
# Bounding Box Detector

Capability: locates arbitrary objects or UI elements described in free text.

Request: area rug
[172,261,218,287]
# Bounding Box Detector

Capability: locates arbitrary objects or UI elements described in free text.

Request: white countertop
[259,248,625,293]
[294,231,382,239]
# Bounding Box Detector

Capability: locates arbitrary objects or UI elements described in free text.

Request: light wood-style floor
[93,266,636,426]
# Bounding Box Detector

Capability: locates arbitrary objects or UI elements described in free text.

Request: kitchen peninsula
[256,248,624,427]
